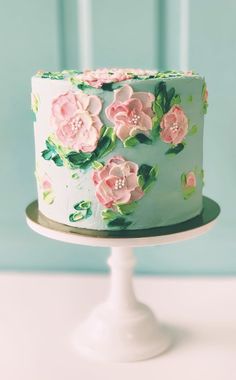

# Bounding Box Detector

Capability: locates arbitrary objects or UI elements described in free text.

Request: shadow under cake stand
[26,196,220,362]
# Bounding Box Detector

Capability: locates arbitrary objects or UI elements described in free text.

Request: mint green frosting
[32,70,206,231]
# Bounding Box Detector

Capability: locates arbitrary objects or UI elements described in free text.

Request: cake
[31,68,208,234]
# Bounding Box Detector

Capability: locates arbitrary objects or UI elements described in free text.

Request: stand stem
[74,245,170,361]
[106,246,139,311]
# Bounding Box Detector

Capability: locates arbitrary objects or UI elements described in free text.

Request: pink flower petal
[139,112,153,131]
[105,175,119,189]
[122,161,138,176]
[96,181,114,207]
[114,84,133,102]
[91,115,103,132]
[114,189,131,204]
[143,107,154,118]
[130,187,144,202]
[76,111,93,127]
[108,156,126,165]
[126,173,138,191]
[76,91,89,110]
[87,95,102,115]
[125,98,143,113]
[109,166,124,178]
[186,171,196,187]
[95,166,110,182]
[132,92,155,109]
[42,179,51,190]
[92,170,100,185]
[75,126,98,153]
[52,92,77,123]
[113,111,130,126]
[115,124,130,141]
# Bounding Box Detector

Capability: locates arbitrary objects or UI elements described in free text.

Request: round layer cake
[31,68,208,232]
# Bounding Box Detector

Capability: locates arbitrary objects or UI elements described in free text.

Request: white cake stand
[25,196,220,362]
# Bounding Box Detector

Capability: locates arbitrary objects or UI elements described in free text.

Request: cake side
[31,68,207,231]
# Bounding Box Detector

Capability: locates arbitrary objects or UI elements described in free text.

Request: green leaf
[170,94,181,107]
[181,173,187,186]
[74,200,91,210]
[167,87,175,102]
[117,202,137,215]
[94,126,116,159]
[101,83,114,91]
[41,149,52,160]
[137,175,145,189]
[152,101,163,121]
[137,164,158,192]
[154,82,167,112]
[43,191,54,205]
[85,208,92,218]
[66,151,94,168]
[138,164,153,182]
[124,133,152,148]
[66,127,116,169]
[40,71,64,80]
[165,143,185,155]
[154,82,178,113]
[71,172,79,179]
[69,211,84,222]
[203,102,208,114]
[46,139,56,152]
[91,160,104,170]
[183,187,196,200]
[95,136,111,157]
[135,133,152,145]
[188,125,198,136]
[124,136,138,148]
[102,209,119,221]
[52,154,63,166]
[77,82,94,90]
[155,81,166,97]
[107,217,132,229]
[143,180,155,192]
[151,118,160,140]
[150,165,159,178]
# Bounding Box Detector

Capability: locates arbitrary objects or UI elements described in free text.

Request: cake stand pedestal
[25,196,220,362]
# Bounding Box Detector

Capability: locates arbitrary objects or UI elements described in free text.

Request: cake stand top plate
[25,196,220,248]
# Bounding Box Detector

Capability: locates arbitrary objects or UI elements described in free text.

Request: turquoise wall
[0,0,235,274]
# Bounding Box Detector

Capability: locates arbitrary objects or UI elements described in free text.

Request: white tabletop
[0,273,235,380]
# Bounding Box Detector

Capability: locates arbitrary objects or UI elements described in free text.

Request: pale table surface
[0,273,235,380]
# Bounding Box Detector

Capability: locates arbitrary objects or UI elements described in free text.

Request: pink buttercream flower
[42,177,52,191]
[92,156,144,208]
[52,92,78,124]
[203,88,208,103]
[185,171,197,188]
[74,68,157,89]
[184,70,193,76]
[105,84,155,141]
[51,91,103,153]
[160,105,188,145]
[75,68,131,89]
[40,174,54,204]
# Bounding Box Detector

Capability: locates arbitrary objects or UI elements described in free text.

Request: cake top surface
[33,67,201,90]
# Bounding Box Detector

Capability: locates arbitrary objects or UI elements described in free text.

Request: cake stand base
[25,196,220,362]
[73,247,169,362]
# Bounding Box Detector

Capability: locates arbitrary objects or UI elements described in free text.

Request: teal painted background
[0,0,235,274]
